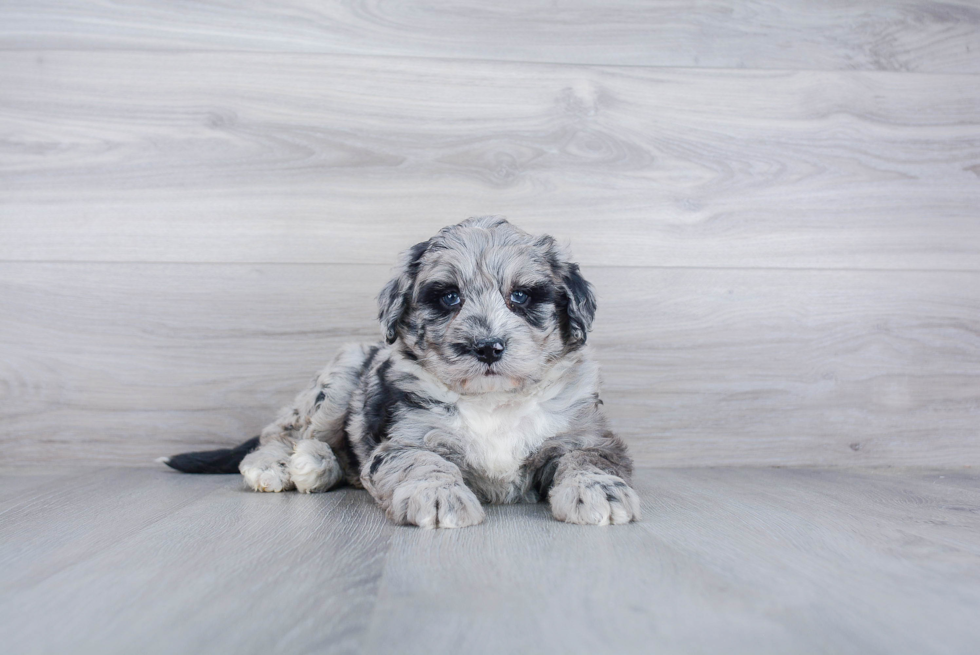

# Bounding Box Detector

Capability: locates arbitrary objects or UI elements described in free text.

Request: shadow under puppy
[163,217,639,528]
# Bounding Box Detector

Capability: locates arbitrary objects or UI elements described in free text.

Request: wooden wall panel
[2,6,977,469]
[2,263,977,467]
[2,52,979,270]
[1,1,979,73]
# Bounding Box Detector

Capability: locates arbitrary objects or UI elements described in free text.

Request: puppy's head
[378,216,596,394]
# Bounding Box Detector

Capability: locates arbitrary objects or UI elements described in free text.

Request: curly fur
[165,217,639,528]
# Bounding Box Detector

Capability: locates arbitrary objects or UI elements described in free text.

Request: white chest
[450,395,567,480]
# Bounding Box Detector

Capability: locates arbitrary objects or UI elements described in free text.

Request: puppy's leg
[240,401,306,492]
[535,434,640,526]
[361,445,485,529]
[242,343,376,493]
[241,436,343,494]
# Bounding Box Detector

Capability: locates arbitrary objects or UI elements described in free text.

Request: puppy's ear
[559,261,597,345]
[539,236,597,346]
[378,240,430,344]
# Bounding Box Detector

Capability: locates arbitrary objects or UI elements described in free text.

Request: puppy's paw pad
[288,440,342,493]
[550,472,640,525]
[390,480,485,529]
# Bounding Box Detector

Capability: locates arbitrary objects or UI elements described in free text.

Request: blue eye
[440,291,461,308]
[510,290,529,305]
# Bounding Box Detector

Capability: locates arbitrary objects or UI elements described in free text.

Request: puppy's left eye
[440,291,461,308]
[509,290,529,305]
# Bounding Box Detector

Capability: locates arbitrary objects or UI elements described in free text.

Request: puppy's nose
[472,339,505,364]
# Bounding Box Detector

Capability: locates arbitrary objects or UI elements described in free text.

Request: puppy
[163,217,639,528]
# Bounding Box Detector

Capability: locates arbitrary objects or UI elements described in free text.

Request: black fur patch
[528,442,567,496]
[381,240,431,344]
[362,358,451,446]
[337,346,382,474]
[369,451,387,476]
[362,359,396,445]
[363,360,415,445]
[554,292,575,345]
[560,263,596,344]
[509,282,555,329]
[405,240,431,274]
[333,433,362,483]
[419,281,462,317]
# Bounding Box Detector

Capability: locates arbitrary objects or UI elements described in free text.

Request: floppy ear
[558,261,597,345]
[538,236,597,346]
[378,240,430,344]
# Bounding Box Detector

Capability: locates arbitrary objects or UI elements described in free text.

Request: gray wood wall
[1,2,978,468]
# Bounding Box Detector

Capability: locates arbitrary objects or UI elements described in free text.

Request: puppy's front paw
[389,479,485,529]
[240,442,294,492]
[550,471,640,525]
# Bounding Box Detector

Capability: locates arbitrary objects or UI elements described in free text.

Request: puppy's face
[378,217,596,394]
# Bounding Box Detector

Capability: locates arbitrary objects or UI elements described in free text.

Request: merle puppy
[163,217,639,528]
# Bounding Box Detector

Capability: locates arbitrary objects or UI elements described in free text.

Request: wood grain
[2,262,977,468]
[0,469,229,591]
[2,9,978,471]
[1,1,979,73]
[0,468,394,654]
[2,52,979,270]
[2,467,979,654]
[365,467,980,654]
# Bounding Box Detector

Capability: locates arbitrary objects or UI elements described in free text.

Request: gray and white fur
[163,217,639,528]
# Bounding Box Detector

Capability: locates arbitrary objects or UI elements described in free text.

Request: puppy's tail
[157,436,260,474]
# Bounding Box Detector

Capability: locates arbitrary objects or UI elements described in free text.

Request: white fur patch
[451,392,565,481]
[549,470,641,525]
[389,479,485,529]
[447,357,590,486]
[288,440,343,493]
[240,441,294,492]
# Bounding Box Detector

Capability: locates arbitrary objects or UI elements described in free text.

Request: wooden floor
[1,467,978,654]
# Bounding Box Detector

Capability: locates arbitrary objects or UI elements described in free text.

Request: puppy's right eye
[440,291,461,308]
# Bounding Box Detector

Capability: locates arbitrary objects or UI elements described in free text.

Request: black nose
[472,339,505,364]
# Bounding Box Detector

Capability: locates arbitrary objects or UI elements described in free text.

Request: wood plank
[0,468,394,654]
[2,468,977,654]
[604,266,980,467]
[0,468,82,506]
[2,52,979,270]
[360,467,980,654]
[0,469,229,591]
[1,1,979,73]
[2,262,977,468]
